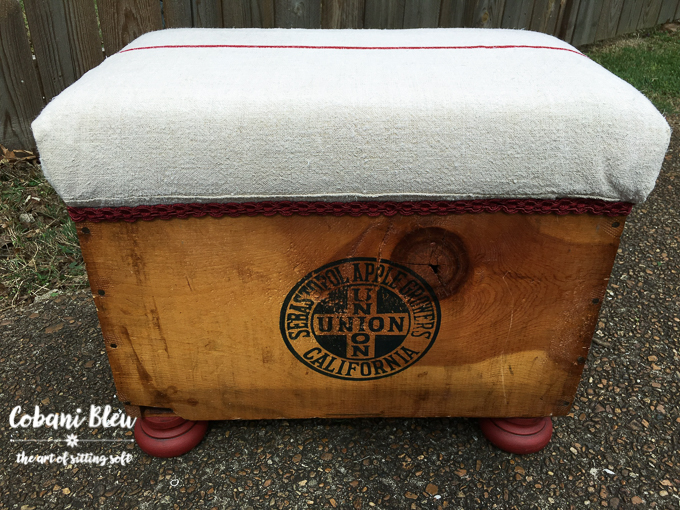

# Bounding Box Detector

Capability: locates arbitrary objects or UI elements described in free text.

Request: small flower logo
[66,434,79,448]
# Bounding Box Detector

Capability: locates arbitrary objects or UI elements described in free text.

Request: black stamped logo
[280,258,441,381]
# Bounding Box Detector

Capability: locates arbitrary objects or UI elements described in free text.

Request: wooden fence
[2,0,679,150]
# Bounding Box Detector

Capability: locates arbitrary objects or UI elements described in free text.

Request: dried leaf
[0,144,37,163]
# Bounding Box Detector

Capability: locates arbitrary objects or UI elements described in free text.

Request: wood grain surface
[617,0,645,34]
[23,0,103,101]
[23,0,76,101]
[364,0,405,28]
[656,0,679,24]
[529,0,564,35]
[595,0,625,42]
[163,0,192,27]
[466,0,506,28]
[63,0,104,78]
[402,0,440,27]
[438,0,465,26]
[78,212,624,421]
[192,0,222,27]
[638,0,663,29]
[322,0,365,28]
[223,0,275,28]
[571,0,605,45]
[0,0,43,150]
[275,0,321,28]
[501,0,534,29]
[558,0,582,41]
[98,0,162,55]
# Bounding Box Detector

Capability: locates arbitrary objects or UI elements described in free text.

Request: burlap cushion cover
[32,28,671,207]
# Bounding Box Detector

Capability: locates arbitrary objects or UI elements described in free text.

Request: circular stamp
[280,258,441,381]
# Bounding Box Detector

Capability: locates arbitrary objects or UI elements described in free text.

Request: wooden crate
[77,211,624,421]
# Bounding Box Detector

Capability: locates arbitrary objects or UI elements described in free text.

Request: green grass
[584,26,680,115]
[0,158,87,310]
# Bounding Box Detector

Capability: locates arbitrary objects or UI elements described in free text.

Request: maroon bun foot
[134,415,208,457]
[478,417,553,454]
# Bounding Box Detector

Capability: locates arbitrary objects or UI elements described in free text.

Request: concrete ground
[1,117,678,509]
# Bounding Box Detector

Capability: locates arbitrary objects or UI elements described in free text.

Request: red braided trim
[68,199,632,223]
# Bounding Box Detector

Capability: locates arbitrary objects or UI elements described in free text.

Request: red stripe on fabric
[118,44,584,56]
[68,199,632,223]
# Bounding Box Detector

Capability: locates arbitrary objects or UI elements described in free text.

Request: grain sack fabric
[32,28,671,208]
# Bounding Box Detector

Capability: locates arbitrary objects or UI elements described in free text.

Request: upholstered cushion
[32,28,670,207]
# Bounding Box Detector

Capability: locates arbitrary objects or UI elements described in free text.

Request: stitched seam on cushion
[118,44,585,56]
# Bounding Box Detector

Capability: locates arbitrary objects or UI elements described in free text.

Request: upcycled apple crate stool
[32,28,670,457]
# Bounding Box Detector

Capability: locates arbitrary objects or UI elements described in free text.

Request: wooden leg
[134,415,208,458]
[478,417,553,454]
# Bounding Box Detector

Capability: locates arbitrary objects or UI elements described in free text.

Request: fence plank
[98,0,163,55]
[224,0,275,27]
[24,0,102,99]
[551,0,571,36]
[23,0,74,102]
[558,0,581,42]
[164,0,192,27]
[530,0,562,33]
[595,0,624,41]
[0,0,44,149]
[275,0,321,27]
[223,0,275,27]
[638,0,662,28]
[501,0,533,28]
[321,0,364,28]
[439,0,466,27]
[465,0,505,28]
[657,0,679,23]
[63,0,104,78]
[403,0,440,27]
[570,0,604,45]
[193,0,222,27]
[617,0,644,34]
[364,0,405,28]
[676,0,680,19]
